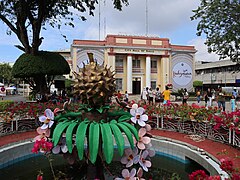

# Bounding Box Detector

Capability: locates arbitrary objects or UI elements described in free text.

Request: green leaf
[52,121,71,146]
[66,122,78,153]
[118,114,131,122]
[110,122,124,156]
[120,122,139,141]
[100,123,113,164]
[89,122,100,164]
[75,121,89,160]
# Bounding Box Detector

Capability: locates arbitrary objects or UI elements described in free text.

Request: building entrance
[132,80,141,94]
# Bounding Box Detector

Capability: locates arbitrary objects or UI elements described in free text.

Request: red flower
[32,139,53,154]
[208,175,221,180]
[220,158,234,173]
[189,170,208,180]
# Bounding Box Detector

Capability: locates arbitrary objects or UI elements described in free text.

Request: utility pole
[145,0,148,36]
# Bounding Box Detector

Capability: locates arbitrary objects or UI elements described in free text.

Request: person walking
[182,88,189,105]
[141,87,148,103]
[231,87,238,112]
[207,88,212,107]
[162,86,171,105]
[230,95,236,112]
[196,89,201,104]
[148,88,154,105]
[155,87,161,104]
[216,87,226,112]
[124,91,129,103]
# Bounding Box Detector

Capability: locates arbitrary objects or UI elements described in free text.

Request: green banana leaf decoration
[51,106,139,164]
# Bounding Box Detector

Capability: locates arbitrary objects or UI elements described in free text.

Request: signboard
[172,62,193,86]
[0,86,6,97]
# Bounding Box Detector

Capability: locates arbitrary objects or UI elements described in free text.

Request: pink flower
[52,138,68,154]
[115,168,136,180]
[130,104,148,127]
[39,109,54,129]
[136,168,145,180]
[135,150,152,172]
[137,128,151,150]
[121,148,138,168]
[33,127,50,141]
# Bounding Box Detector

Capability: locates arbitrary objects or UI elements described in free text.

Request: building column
[146,56,151,88]
[127,55,132,94]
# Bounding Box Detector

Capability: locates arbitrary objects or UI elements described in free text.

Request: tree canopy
[12,51,70,94]
[0,63,13,84]
[12,51,70,78]
[191,0,240,62]
[0,0,129,55]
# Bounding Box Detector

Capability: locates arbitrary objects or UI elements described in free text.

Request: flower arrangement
[116,103,155,179]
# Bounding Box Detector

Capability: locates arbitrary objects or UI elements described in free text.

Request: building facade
[70,35,196,94]
[195,60,240,90]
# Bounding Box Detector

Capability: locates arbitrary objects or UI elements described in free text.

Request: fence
[149,114,240,147]
[1,114,239,148]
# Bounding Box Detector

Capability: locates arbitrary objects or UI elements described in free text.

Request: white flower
[130,104,148,127]
[39,109,54,129]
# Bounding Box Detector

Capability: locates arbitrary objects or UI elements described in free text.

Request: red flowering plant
[189,170,209,180]
[213,110,240,134]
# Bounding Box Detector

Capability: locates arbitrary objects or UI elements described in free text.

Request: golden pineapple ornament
[73,53,116,108]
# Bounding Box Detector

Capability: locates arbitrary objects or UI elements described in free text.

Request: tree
[0,0,129,94]
[0,63,13,85]
[12,51,70,94]
[193,80,203,88]
[191,0,240,62]
[0,0,129,55]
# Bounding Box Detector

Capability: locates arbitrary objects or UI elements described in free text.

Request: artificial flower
[135,150,152,172]
[39,109,54,129]
[115,168,137,180]
[31,138,53,154]
[121,147,138,167]
[137,128,151,150]
[130,104,148,127]
[33,127,50,141]
[136,168,145,180]
[52,137,68,154]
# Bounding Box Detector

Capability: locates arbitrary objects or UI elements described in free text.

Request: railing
[151,68,157,73]
[132,68,144,73]
[115,66,124,73]
[1,114,239,148]
[0,117,39,136]
[148,114,240,148]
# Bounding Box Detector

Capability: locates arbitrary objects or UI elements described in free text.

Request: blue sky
[0,0,219,63]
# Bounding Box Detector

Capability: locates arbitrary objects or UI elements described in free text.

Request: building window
[116,78,123,90]
[151,81,156,90]
[151,59,157,73]
[116,56,124,73]
[151,60,157,68]
[133,59,141,68]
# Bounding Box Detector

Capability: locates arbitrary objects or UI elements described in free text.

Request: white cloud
[188,37,220,62]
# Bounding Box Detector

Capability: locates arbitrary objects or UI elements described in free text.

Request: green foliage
[191,0,240,62]
[193,80,203,87]
[0,63,13,84]
[65,79,74,88]
[0,100,14,111]
[12,51,70,78]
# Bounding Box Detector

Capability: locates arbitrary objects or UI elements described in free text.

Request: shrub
[0,100,14,111]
